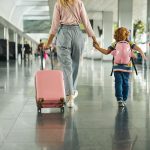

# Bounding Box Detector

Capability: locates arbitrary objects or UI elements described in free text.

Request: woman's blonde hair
[59,0,75,6]
[114,27,130,42]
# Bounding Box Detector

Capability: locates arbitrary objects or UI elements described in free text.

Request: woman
[45,0,98,108]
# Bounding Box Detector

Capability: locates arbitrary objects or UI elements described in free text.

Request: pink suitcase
[35,50,65,113]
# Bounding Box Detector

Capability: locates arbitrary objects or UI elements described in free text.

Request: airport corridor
[0,58,150,150]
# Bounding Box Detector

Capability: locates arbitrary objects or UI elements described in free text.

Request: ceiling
[4,0,149,42]
[0,0,118,29]
[48,0,118,20]
[0,0,49,30]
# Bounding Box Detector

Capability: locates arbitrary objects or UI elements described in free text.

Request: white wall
[133,0,147,24]
[0,0,31,31]
[93,20,103,37]
[27,33,49,43]
[102,11,113,61]
[118,0,133,30]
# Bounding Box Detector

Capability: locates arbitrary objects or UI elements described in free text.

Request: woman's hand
[43,43,50,50]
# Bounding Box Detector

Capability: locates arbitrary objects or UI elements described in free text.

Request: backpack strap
[110,56,114,76]
[131,54,138,75]
[130,47,138,75]
[110,43,116,76]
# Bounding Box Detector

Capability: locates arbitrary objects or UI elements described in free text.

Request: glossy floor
[0,58,150,150]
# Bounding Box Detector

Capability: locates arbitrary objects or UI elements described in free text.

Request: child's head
[114,27,130,42]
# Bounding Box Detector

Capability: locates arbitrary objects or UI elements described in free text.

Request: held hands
[91,36,101,51]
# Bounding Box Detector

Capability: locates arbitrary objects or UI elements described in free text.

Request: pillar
[0,24,4,39]
[9,29,14,41]
[147,0,150,32]
[102,11,113,61]
[15,33,18,59]
[4,27,9,61]
[118,0,133,30]
[21,37,24,59]
[147,0,150,70]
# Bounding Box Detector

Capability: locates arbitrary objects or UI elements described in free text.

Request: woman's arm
[45,3,60,48]
[80,1,95,38]
[45,34,55,48]
[79,1,100,46]
[133,45,147,60]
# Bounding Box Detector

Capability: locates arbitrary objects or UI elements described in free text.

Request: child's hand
[131,53,137,59]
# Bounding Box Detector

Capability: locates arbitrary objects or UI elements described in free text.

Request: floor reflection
[36,112,66,150]
[1,58,150,150]
[63,109,80,150]
[36,109,79,150]
[112,107,137,150]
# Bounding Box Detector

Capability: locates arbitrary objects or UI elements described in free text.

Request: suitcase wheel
[37,98,44,113]
[60,107,64,113]
[37,107,41,113]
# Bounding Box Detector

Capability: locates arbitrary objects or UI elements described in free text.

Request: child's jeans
[114,71,130,101]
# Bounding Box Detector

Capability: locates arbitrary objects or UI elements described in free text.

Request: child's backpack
[110,41,138,76]
[111,41,132,64]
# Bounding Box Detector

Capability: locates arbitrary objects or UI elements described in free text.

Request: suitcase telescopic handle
[40,48,54,70]
[40,50,44,70]
[49,48,54,70]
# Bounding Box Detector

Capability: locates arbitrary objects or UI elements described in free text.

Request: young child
[93,27,147,107]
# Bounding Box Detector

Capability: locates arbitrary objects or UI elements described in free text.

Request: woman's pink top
[50,0,95,37]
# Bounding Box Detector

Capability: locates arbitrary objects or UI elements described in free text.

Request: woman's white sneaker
[66,90,78,102]
[73,90,78,99]
[67,100,75,108]
[66,95,75,108]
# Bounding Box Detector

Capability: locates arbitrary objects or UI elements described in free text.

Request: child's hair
[114,27,130,42]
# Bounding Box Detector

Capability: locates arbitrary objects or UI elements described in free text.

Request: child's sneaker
[123,101,126,106]
[118,101,125,107]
